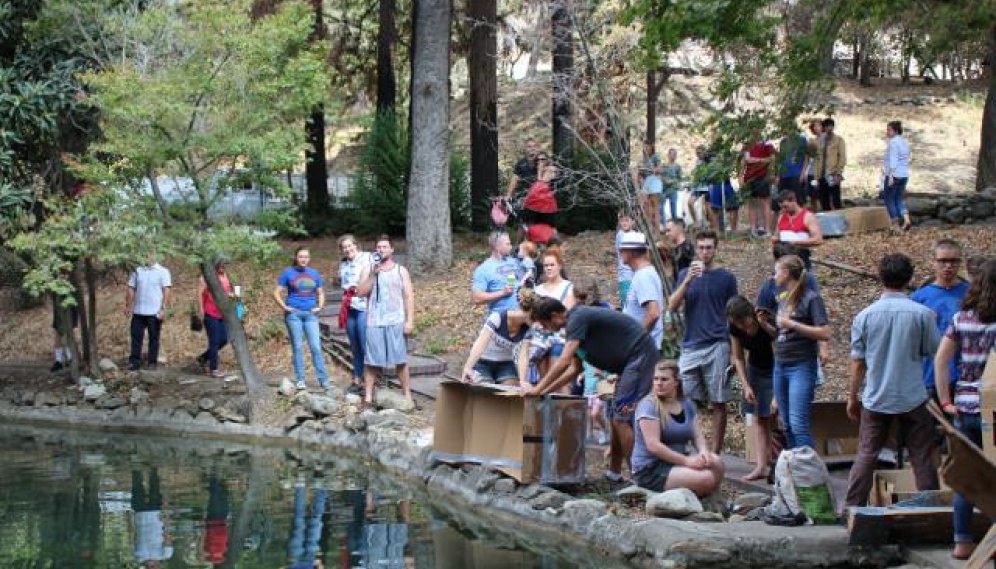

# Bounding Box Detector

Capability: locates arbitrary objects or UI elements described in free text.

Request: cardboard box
[981,351,996,462]
[430,381,586,484]
[841,206,892,234]
[869,468,951,506]
[742,401,893,464]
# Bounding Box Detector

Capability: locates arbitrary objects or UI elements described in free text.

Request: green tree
[71,0,329,408]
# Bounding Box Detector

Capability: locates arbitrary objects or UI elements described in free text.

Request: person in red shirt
[772,190,823,270]
[740,131,776,238]
[197,259,233,377]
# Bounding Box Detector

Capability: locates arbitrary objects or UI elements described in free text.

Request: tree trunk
[84,257,99,372]
[406,0,452,275]
[851,31,860,78]
[467,0,498,232]
[303,0,329,226]
[977,25,996,191]
[859,31,873,87]
[551,0,573,165]
[408,0,419,138]
[377,0,397,112]
[525,1,546,78]
[201,260,268,415]
[646,70,656,144]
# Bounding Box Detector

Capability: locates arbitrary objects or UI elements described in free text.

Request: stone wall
[845,189,996,227]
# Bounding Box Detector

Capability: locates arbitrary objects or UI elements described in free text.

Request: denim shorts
[741,365,774,417]
[472,359,518,383]
[633,460,674,492]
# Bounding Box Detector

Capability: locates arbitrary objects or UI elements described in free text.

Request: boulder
[176,399,199,418]
[78,376,95,389]
[646,488,703,518]
[974,200,995,219]
[98,358,119,372]
[129,387,150,406]
[198,397,215,411]
[194,411,218,425]
[83,384,107,402]
[905,196,938,216]
[943,206,966,224]
[304,394,340,417]
[345,393,362,406]
[732,492,771,514]
[374,390,415,413]
[213,406,247,423]
[34,391,56,407]
[278,377,297,397]
[531,490,570,511]
[95,395,127,410]
[493,478,516,494]
[65,389,81,405]
[686,511,726,523]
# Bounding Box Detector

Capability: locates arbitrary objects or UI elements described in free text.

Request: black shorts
[745,177,771,199]
[521,209,557,226]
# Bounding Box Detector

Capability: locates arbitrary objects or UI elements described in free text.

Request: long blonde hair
[777,254,807,315]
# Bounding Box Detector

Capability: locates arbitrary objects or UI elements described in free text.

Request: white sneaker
[296,381,306,390]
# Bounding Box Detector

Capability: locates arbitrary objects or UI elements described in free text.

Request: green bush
[344,111,410,236]
[342,111,472,236]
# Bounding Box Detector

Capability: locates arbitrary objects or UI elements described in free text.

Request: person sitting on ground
[727,295,776,482]
[461,290,535,386]
[630,358,724,496]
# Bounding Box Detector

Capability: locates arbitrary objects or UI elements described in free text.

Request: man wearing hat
[619,232,664,350]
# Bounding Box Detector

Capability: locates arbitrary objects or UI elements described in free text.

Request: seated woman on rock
[630,358,724,496]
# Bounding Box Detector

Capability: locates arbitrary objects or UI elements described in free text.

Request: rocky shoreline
[0,379,903,569]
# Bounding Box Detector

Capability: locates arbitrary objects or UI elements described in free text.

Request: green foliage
[345,111,410,235]
[72,0,329,269]
[449,152,472,232]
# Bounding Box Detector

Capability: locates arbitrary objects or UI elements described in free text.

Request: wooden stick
[811,258,878,280]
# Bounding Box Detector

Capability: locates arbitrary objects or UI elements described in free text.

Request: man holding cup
[668,229,739,453]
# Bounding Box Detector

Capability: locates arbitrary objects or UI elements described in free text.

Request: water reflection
[0,427,628,569]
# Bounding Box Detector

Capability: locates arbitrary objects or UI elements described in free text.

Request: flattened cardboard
[981,351,996,462]
[840,206,891,234]
[869,468,951,506]
[431,381,586,484]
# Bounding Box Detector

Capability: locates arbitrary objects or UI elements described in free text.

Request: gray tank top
[367,265,406,327]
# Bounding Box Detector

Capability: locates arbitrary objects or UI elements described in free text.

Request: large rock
[374,390,415,413]
[83,384,106,401]
[304,394,340,417]
[646,488,703,519]
[905,196,937,216]
[213,406,247,423]
[278,377,297,397]
[95,395,127,410]
[943,206,966,224]
[129,387,150,406]
[733,492,770,514]
[98,358,118,372]
[198,397,215,411]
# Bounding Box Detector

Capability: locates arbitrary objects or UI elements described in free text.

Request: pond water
[0,426,630,569]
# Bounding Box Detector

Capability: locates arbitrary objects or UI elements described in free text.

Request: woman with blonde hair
[772,254,829,449]
[338,234,372,392]
[631,358,724,496]
[462,289,536,385]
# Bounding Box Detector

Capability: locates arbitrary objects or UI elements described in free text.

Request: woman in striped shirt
[934,258,996,560]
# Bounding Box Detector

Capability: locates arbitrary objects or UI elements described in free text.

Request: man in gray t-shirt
[126,252,172,371]
[845,253,940,506]
[619,232,664,349]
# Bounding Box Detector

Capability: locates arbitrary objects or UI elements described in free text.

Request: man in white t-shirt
[619,232,664,349]
[126,252,172,371]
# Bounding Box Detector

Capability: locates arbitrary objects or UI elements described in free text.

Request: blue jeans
[883,176,908,221]
[346,308,367,380]
[773,358,818,449]
[953,413,983,544]
[660,191,679,221]
[288,485,326,563]
[285,311,328,386]
[201,315,228,372]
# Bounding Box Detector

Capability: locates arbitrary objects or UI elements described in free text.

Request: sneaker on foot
[597,431,610,446]
[604,470,623,483]
[50,361,64,372]
[296,381,306,390]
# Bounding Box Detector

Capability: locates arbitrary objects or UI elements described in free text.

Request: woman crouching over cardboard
[630,358,724,496]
